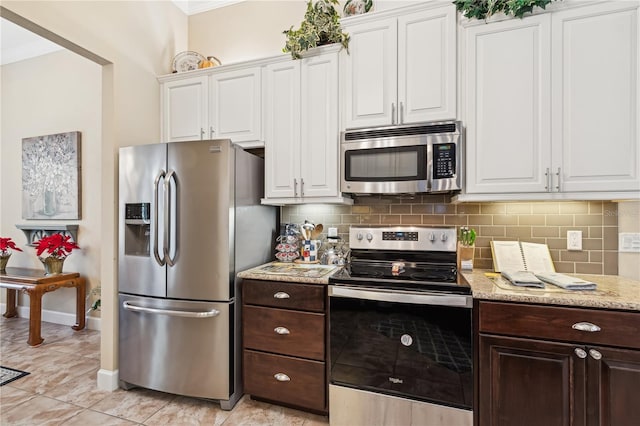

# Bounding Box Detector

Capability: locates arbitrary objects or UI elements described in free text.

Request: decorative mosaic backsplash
[281,195,619,275]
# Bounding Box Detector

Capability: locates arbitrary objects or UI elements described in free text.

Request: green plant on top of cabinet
[340,2,457,129]
[460,1,639,201]
[262,45,352,205]
[159,66,262,148]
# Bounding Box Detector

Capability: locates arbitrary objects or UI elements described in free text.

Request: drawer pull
[274,326,290,335]
[589,349,602,360]
[273,292,290,299]
[274,373,290,382]
[574,348,587,359]
[572,322,601,332]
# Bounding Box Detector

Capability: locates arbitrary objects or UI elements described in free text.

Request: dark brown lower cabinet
[477,301,640,426]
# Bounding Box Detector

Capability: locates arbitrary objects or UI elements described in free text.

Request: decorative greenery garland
[454,0,559,20]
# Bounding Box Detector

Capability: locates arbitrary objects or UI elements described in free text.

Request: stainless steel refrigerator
[118,139,276,410]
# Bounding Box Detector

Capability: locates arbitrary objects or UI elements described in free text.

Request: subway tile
[411,204,433,214]
[474,258,494,270]
[546,238,566,250]
[529,237,548,244]
[474,236,493,247]
[493,215,518,225]
[434,204,456,214]
[324,214,343,224]
[421,215,445,225]
[479,247,493,258]
[398,194,422,204]
[574,214,602,226]
[549,249,560,261]
[380,215,401,224]
[555,262,575,273]
[546,215,574,226]
[359,196,393,205]
[479,226,506,237]
[589,226,603,238]
[519,215,546,226]
[603,251,619,275]
[588,201,603,214]
[359,215,381,224]
[400,215,422,224]
[575,262,603,274]
[505,227,532,239]
[560,250,589,262]
[532,202,560,214]
[582,238,603,251]
[444,215,468,225]
[341,214,362,224]
[370,205,391,214]
[456,204,480,214]
[603,202,618,225]
[532,227,560,238]
[352,205,370,214]
[603,227,619,250]
[468,215,493,226]
[421,194,448,203]
[559,202,589,214]
[390,205,412,214]
[589,251,603,263]
[560,226,588,235]
[506,203,532,214]
[480,203,506,215]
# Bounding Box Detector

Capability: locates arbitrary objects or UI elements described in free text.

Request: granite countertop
[237,262,341,284]
[463,270,640,311]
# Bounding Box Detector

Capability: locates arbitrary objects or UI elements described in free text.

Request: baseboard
[97,368,119,391]
[0,303,101,331]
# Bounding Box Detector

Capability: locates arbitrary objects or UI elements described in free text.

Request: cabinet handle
[574,348,587,359]
[273,292,290,299]
[545,168,550,191]
[200,128,205,140]
[400,102,404,124]
[555,167,561,191]
[572,322,601,332]
[391,103,396,125]
[274,373,291,382]
[210,126,215,138]
[589,349,602,360]
[274,326,290,335]
[293,178,298,197]
[300,178,305,197]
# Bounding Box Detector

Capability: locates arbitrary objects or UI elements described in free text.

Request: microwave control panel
[433,143,456,179]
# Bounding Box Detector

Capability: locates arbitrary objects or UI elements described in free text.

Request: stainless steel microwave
[341,121,463,194]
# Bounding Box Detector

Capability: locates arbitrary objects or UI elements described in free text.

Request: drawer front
[479,301,640,349]
[244,349,326,412]
[243,279,325,312]
[243,305,325,360]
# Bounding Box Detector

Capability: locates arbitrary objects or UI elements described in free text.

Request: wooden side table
[1,267,86,346]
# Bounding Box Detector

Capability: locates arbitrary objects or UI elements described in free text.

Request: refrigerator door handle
[153,170,166,266]
[122,301,220,318]
[164,170,178,267]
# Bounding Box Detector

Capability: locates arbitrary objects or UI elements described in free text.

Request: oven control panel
[350,226,457,252]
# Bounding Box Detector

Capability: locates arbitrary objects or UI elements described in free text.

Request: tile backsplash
[281,195,619,275]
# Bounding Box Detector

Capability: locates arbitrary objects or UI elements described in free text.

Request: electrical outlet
[567,230,582,251]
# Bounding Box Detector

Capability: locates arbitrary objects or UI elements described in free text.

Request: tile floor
[0,317,329,425]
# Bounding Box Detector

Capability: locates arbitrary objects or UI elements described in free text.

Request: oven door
[329,285,473,410]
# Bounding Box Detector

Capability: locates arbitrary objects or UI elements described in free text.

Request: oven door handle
[329,285,472,308]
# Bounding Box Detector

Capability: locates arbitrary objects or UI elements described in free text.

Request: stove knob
[428,233,436,242]
[441,233,448,242]
[366,233,373,242]
[356,232,363,241]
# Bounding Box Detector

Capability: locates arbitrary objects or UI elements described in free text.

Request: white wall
[1,49,101,315]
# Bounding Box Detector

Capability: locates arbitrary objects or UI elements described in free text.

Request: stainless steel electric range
[328,226,472,426]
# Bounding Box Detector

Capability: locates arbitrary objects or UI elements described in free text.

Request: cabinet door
[210,67,262,145]
[586,346,640,426]
[397,4,456,123]
[263,60,301,199]
[464,15,552,194]
[479,334,586,426]
[161,76,208,142]
[551,2,640,193]
[342,17,397,129]
[300,51,339,198]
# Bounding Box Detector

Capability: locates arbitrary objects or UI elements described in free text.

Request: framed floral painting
[22,131,81,220]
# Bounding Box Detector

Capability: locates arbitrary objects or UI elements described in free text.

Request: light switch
[619,233,640,253]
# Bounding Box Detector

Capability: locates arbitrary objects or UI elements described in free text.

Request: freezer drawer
[118,294,232,400]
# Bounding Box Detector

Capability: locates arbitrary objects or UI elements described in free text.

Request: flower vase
[0,253,11,272]
[457,243,475,271]
[41,256,65,275]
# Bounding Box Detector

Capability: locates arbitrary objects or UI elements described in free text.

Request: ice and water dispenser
[124,203,150,256]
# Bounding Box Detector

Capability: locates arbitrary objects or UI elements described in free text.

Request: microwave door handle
[153,171,166,266]
[391,103,396,125]
[399,101,404,124]
[164,170,178,267]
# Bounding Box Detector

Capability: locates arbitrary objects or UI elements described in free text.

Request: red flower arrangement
[35,233,80,259]
[0,237,23,256]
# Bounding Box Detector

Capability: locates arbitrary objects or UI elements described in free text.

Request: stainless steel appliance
[118,139,276,410]
[341,121,462,195]
[329,226,473,426]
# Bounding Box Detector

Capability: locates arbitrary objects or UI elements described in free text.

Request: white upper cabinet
[460,1,639,200]
[209,67,262,144]
[161,76,208,142]
[159,65,263,148]
[262,47,351,205]
[551,1,639,193]
[341,3,457,129]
